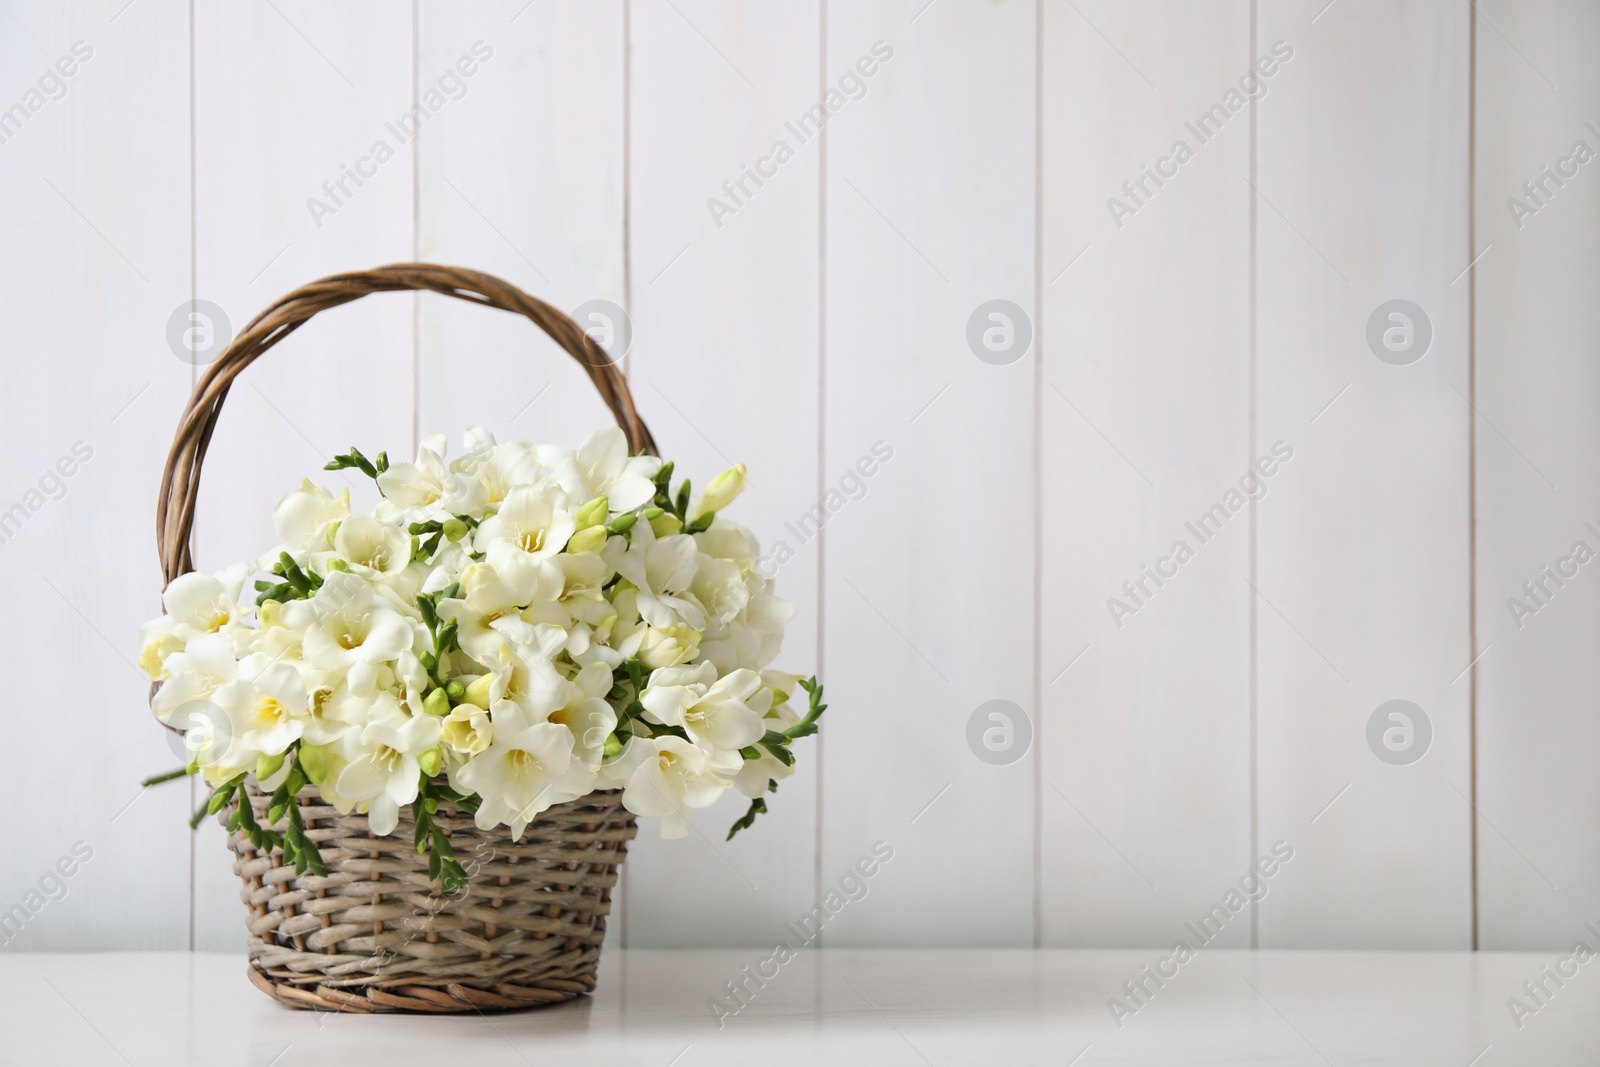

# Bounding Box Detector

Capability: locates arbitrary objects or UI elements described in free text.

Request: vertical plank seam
[411,0,421,458]
[622,0,634,382]
[1247,0,1259,952]
[1466,0,1479,953]
[813,0,828,948]
[187,0,198,955]
[620,0,633,950]
[1030,0,1044,952]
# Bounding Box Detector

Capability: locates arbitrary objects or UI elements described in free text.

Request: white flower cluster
[140,427,819,857]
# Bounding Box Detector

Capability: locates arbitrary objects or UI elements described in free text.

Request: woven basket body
[225,784,637,1013]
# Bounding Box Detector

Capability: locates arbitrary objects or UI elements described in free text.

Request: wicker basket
[226,784,636,1013]
[155,264,659,1012]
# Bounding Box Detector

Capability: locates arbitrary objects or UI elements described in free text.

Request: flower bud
[607,513,638,535]
[692,463,747,520]
[325,557,350,573]
[574,496,609,530]
[256,752,286,781]
[444,678,467,701]
[602,734,623,758]
[566,526,607,555]
[649,513,683,538]
[298,743,334,785]
[418,745,444,779]
[442,518,469,542]
[422,688,451,717]
[463,673,494,710]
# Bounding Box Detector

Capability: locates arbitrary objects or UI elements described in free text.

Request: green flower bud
[443,517,469,542]
[607,513,638,535]
[256,752,286,781]
[693,464,747,520]
[325,520,342,548]
[418,745,444,779]
[566,525,607,555]
[463,673,494,710]
[422,688,451,717]
[649,513,683,538]
[444,678,467,701]
[602,734,623,758]
[325,557,350,573]
[574,496,609,530]
[298,744,334,786]
[642,507,664,521]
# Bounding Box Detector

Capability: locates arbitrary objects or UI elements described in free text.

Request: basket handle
[156,262,655,585]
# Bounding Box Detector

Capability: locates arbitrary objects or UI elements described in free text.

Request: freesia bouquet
[139,426,822,889]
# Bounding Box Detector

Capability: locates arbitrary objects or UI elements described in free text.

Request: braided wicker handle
[156,263,655,585]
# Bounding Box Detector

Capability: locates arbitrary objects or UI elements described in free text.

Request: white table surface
[2,949,1596,1065]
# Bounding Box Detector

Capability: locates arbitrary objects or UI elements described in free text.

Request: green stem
[140,767,190,787]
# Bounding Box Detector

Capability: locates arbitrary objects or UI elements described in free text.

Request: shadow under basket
[223,784,638,1014]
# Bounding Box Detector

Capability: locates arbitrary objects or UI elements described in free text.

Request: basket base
[246,963,593,1014]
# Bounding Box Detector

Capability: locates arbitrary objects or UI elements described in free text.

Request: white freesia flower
[542,662,617,769]
[335,706,441,836]
[640,662,764,769]
[158,566,252,644]
[214,661,308,766]
[450,428,541,509]
[437,564,526,664]
[541,426,663,512]
[440,703,493,756]
[475,484,575,603]
[375,434,449,511]
[602,518,706,631]
[699,575,795,673]
[151,632,238,723]
[302,572,415,688]
[333,513,412,582]
[607,587,701,670]
[273,479,349,551]
[606,735,726,840]
[456,717,595,839]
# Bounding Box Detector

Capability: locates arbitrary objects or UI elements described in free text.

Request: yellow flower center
[205,612,229,633]
[508,748,542,775]
[255,697,286,729]
[658,751,678,772]
[517,528,546,554]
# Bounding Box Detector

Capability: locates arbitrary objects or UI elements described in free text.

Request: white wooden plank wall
[2,0,1593,953]
[1474,0,1600,950]
[0,0,192,950]
[1040,0,1254,949]
[820,0,1037,946]
[1255,0,1473,948]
